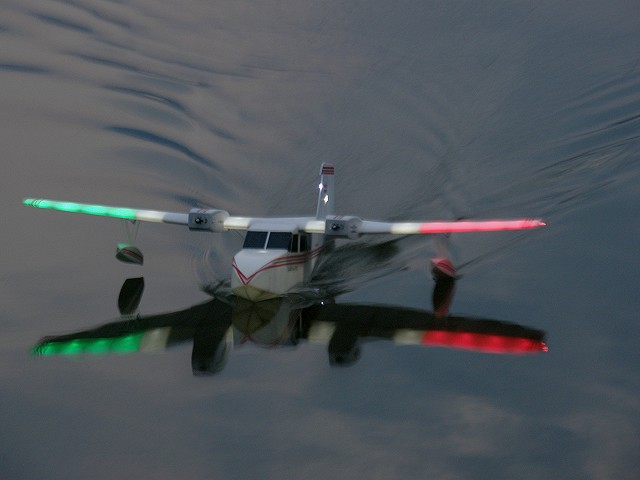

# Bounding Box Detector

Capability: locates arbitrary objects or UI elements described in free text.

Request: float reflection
[33,274,547,376]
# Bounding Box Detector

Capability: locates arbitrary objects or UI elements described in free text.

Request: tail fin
[316,163,335,219]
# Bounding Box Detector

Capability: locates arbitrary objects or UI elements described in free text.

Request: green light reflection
[33,333,145,356]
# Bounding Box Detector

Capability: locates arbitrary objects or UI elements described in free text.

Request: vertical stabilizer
[316,163,335,219]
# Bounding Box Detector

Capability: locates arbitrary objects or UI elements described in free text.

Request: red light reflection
[422,330,548,354]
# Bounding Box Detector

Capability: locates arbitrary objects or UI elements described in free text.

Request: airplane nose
[232,255,260,286]
[232,259,251,286]
[231,249,290,301]
[232,249,287,284]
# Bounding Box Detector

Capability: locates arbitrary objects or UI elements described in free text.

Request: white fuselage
[230,230,323,301]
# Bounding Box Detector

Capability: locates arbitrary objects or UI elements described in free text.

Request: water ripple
[30,12,93,34]
[104,85,238,141]
[52,0,132,30]
[0,63,51,74]
[106,126,216,170]
[104,85,188,113]
[475,67,640,224]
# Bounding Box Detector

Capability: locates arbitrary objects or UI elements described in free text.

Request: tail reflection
[33,274,547,376]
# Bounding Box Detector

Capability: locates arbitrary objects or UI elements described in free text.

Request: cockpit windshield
[243,231,269,249]
[266,232,292,249]
[243,231,293,250]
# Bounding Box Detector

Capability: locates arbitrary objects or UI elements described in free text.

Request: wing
[23,198,190,225]
[321,215,545,238]
[23,198,323,233]
[24,198,545,236]
[359,218,546,234]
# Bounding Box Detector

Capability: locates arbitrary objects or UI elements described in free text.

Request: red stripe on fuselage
[232,247,322,286]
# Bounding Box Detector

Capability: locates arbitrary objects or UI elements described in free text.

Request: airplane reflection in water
[33,269,548,375]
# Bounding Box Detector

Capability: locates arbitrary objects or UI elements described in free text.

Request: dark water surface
[2,1,639,478]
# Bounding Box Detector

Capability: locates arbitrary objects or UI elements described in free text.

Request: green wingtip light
[23,198,138,221]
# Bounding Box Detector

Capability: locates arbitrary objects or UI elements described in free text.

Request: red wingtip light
[419,219,546,234]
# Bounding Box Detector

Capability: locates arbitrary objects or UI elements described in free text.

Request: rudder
[316,163,335,219]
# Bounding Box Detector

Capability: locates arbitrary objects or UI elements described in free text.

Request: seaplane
[23,163,546,303]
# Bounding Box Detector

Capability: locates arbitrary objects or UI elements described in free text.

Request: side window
[299,234,309,252]
[290,234,299,253]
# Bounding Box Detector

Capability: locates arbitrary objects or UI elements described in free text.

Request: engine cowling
[324,216,362,240]
[188,208,229,232]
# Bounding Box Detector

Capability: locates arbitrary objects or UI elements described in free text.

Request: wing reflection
[33,273,547,375]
